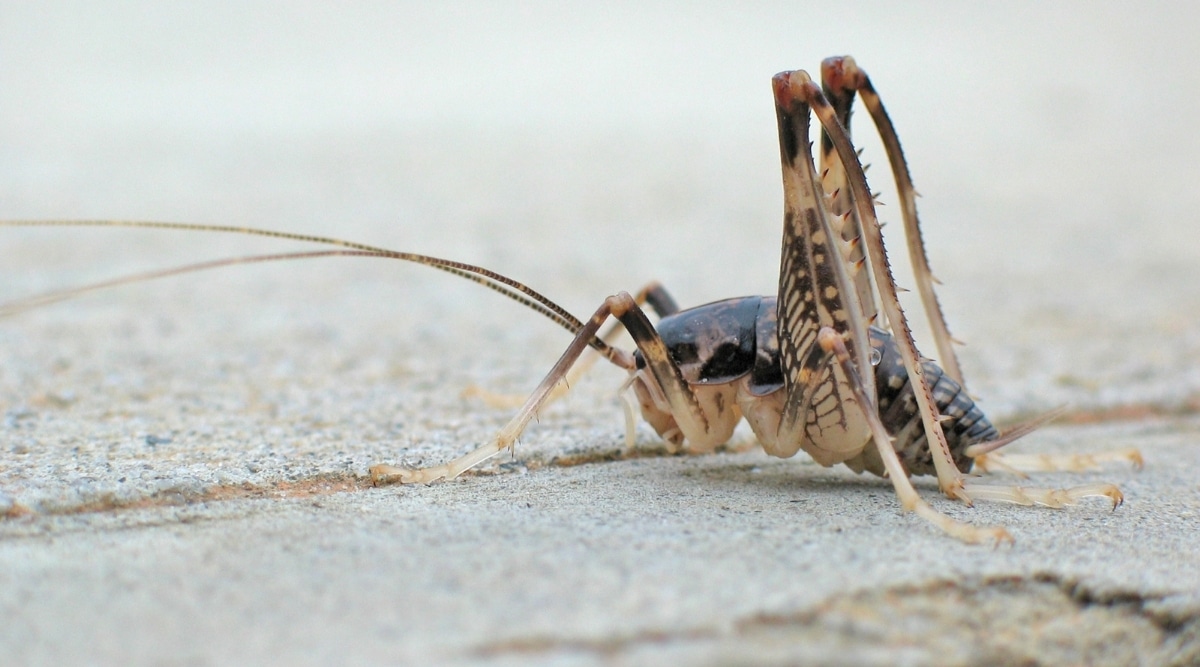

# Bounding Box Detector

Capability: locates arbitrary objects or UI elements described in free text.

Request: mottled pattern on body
[646,297,997,477]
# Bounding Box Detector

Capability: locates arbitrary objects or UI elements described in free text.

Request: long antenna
[0,220,619,359]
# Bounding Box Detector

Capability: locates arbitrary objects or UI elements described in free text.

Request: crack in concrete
[0,443,686,519]
[471,576,1200,666]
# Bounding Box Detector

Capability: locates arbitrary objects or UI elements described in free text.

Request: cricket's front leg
[461,281,681,410]
[372,290,720,485]
[370,295,636,485]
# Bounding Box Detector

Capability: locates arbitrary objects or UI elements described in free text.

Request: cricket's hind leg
[959,414,1139,507]
[822,327,1132,541]
[962,441,1140,509]
[815,329,1011,543]
[971,449,1144,476]
[962,482,1124,509]
[820,55,966,387]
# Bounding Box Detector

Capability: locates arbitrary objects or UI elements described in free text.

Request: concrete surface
[2,3,1200,665]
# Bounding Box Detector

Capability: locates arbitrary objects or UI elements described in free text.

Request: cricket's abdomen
[868,327,998,476]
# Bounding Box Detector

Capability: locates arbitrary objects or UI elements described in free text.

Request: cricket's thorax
[630,296,998,477]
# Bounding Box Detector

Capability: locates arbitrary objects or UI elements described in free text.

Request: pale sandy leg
[817,328,1011,543]
[372,291,713,485]
[972,449,1144,475]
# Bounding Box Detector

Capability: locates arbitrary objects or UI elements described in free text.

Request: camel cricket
[1,57,1140,542]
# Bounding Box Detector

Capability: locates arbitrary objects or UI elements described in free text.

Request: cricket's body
[367,60,1132,543]
[632,296,996,477]
[2,57,1141,543]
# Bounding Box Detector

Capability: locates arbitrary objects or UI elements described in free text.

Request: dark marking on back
[652,297,761,385]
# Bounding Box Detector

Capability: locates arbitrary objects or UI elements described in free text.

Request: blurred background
[2,2,1199,416]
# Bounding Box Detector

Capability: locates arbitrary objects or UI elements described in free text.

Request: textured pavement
[2,4,1200,665]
